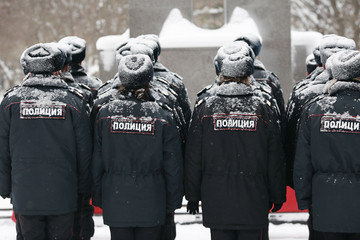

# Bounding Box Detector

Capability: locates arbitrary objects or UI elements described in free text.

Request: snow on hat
[117,42,155,64]
[56,42,72,67]
[20,43,65,74]
[312,45,322,67]
[115,38,135,64]
[305,53,317,75]
[59,36,86,63]
[221,53,254,78]
[319,34,356,66]
[118,54,154,89]
[136,34,161,62]
[234,33,262,57]
[326,50,360,80]
[214,41,255,76]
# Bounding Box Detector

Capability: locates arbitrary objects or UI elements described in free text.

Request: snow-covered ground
[0,199,308,239]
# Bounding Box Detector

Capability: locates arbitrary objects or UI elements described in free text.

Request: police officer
[0,43,92,240]
[185,51,286,240]
[59,36,102,98]
[92,54,183,240]
[234,33,285,117]
[294,50,360,240]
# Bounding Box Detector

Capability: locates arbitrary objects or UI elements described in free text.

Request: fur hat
[117,43,155,64]
[221,53,254,78]
[214,41,255,76]
[319,34,356,66]
[234,33,262,57]
[312,45,322,67]
[136,34,161,62]
[326,50,360,80]
[56,42,72,67]
[59,36,86,63]
[118,54,154,89]
[20,43,64,74]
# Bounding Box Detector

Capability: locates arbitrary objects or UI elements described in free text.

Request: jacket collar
[22,74,68,88]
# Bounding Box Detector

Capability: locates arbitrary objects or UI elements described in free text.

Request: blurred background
[1,0,359,94]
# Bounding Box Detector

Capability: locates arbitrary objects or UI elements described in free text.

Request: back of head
[214,41,255,76]
[59,36,87,64]
[319,34,356,66]
[234,33,262,57]
[118,54,154,89]
[326,50,360,81]
[20,43,64,74]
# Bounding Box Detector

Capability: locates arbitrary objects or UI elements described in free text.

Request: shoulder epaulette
[270,72,279,80]
[158,101,173,112]
[195,98,206,108]
[68,86,85,99]
[168,88,178,98]
[173,73,183,80]
[197,84,212,96]
[156,77,170,85]
[3,85,20,98]
[78,82,91,91]
[261,84,272,95]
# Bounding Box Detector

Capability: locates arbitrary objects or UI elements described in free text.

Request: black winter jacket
[0,74,92,215]
[92,93,183,227]
[185,82,286,230]
[294,80,360,232]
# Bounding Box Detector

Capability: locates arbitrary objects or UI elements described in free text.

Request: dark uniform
[185,81,286,240]
[0,74,91,239]
[294,79,360,239]
[92,54,183,240]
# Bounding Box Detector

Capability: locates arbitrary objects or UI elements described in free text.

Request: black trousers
[17,213,74,240]
[308,208,325,240]
[210,228,264,240]
[160,212,176,240]
[110,226,162,240]
[72,194,94,240]
[322,232,360,240]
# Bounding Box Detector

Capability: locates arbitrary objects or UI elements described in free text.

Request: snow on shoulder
[159,7,261,49]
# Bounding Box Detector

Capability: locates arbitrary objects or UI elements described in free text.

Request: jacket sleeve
[293,108,313,210]
[184,106,203,202]
[91,113,105,207]
[74,101,92,194]
[162,116,184,211]
[0,99,11,196]
[266,105,286,204]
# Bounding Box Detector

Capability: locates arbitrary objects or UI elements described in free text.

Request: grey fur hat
[117,43,155,64]
[326,50,360,80]
[136,34,161,62]
[319,34,356,66]
[214,41,255,76]
[221,53,254,78]
[118,54,154,89]
[234,32,262,57]
[59,36,86,63]
[56,42,72,67]
[20,43,65,74]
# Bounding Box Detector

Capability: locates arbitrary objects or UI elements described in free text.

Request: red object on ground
[90,199,103,214]
[278,186,307,213]
[11,211,16,222]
